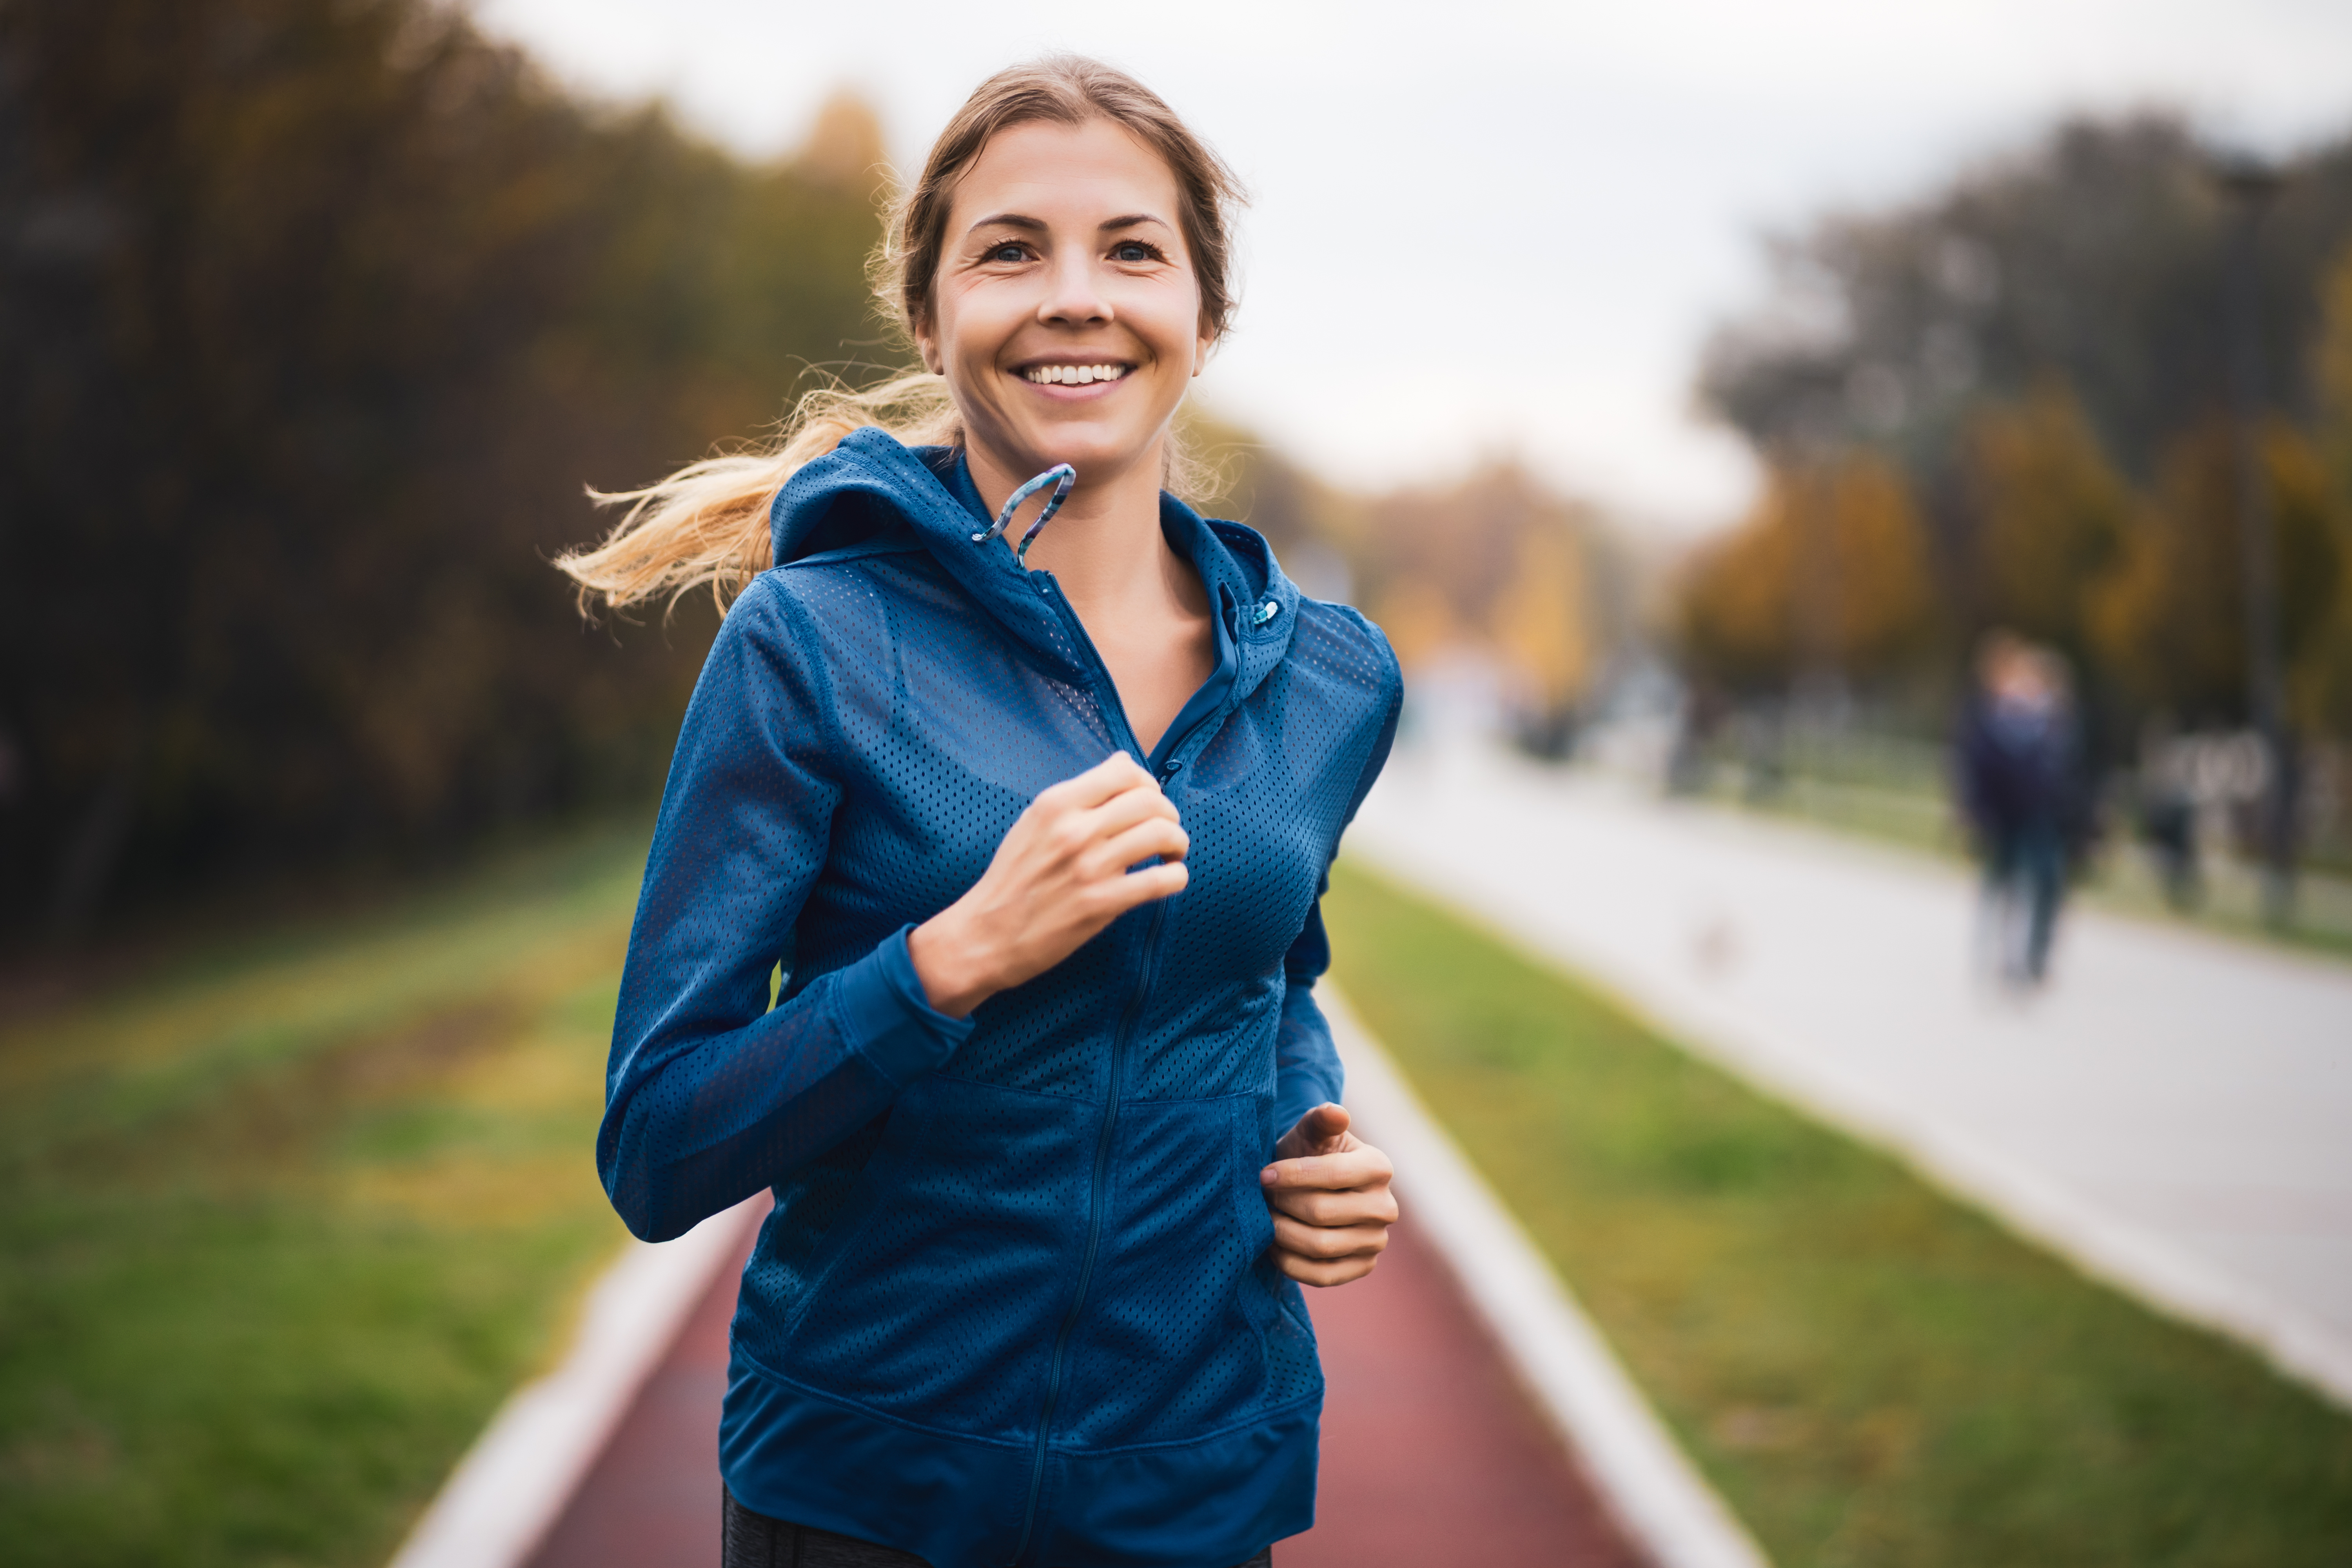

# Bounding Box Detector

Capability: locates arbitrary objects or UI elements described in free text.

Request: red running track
[528,1219,1640,1568]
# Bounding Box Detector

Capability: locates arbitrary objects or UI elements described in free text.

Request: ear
[1193,328,1212,378]
[913,310,941,375]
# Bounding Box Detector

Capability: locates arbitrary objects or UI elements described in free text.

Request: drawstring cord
[969,464,1285,626]
[970,463,1077,565]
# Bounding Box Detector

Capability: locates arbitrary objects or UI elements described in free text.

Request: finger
[1299,1103,1351,1146]
[1266,1185,1400,1227]
[1077,780,1181,840]
[1052,751,1158,810]
[1270,1214,1392,1261]
[1090,818,1189,874]
[1271,1248,1380,1288]
[1093,860,1187,915]
[1260,1147,1392,1192]
[1033,787,1173,874]
[1273,1103,1351,1160]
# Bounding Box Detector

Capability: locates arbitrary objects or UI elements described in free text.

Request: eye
[1111,240,1162,264]
[985,241,1031,264]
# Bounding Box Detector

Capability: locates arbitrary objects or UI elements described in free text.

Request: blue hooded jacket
[601,428,1402,1568]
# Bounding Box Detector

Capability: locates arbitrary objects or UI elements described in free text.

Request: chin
[1013,424,1156,481]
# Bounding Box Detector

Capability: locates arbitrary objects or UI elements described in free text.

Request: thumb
[1292,1102,1350,1155]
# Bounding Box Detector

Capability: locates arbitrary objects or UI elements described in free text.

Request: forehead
[951,118,1183,230]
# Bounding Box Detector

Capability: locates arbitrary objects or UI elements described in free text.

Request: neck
[965,439,1198,626]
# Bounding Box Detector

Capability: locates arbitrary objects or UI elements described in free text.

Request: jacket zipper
[1009,577,1176,1566]
[1011,893,1166,1566]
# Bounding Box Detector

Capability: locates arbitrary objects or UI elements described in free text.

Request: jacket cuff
[1274,1071,1344,1146]
[835,925,976,1087]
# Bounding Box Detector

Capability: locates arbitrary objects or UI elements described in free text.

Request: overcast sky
[474,0,2352,535]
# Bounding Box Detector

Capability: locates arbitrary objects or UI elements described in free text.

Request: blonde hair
[558,56,1247,619]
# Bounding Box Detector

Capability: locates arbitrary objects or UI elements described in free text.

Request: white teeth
[1026,364,1127,385]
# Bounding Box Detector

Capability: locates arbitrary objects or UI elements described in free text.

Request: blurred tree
[2302,245,2352,737]
[0,0,884,941]
[1678,452,1938,697]
[1677,484,1799,695]
[1174,407,1368,583]
[1692,108,2352,770]
[1963,382,2134,665]
[2090,420,2344,726]
[1175,415,1627,733]
[1368,581,1461,675]
[1699,114,2352,488]
[2324,244,2352,465]
[796,89,893,201]
[1496,524,1595,723]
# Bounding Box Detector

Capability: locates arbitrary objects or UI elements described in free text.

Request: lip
[1008,356,1139,401]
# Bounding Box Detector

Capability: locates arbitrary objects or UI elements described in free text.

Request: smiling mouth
[1021,363,1134,386]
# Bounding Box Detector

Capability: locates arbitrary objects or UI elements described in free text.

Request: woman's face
[920,117,1209,494]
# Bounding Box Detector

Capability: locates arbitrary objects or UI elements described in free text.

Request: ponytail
[556,372,958,619]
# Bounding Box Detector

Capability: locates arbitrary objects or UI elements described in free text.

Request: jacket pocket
[779,1073,1091,1443]
[1055,1094,1287,1450]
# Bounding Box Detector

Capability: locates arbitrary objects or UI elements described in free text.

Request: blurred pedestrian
[2136,719,2202,910]
[1957,632,2082,986]
[559,58,1399,1568]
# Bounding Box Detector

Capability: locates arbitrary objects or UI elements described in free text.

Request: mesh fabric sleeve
[599,579,973,1241]
[1271,639,1404,1144]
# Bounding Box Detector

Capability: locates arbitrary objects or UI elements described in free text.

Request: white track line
[1325,988,1772,1568]
[385,1196,766,1568]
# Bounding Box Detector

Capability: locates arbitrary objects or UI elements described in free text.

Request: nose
[1037,245,1112,328]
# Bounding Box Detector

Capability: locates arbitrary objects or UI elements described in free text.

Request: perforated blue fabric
[604,428,1400,1568]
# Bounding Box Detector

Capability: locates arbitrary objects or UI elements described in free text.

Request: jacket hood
[768,426,1300,705]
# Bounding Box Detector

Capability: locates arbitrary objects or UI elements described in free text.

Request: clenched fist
[1260,1103,1397,1287]
[909,753,1188,1018]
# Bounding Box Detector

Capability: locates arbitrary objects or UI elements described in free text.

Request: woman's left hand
[1259,1104,1397,1287]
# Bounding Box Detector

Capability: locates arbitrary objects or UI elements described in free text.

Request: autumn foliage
[0,0,887,938]
[1683,113,2352,760]
[1677,452,1936,695]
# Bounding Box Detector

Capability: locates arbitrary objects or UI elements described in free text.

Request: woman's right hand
[907,753,1188,1018]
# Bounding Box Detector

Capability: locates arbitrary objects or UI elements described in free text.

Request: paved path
[1349,743,2352,1403]
[527,1212,1635,1567]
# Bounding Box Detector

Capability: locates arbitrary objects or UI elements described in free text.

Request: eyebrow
[965,211,1175,237]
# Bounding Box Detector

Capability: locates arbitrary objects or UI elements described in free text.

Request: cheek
[1124,290,1201,374]
[935,284,1014,368]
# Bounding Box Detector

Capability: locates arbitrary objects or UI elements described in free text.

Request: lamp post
[2211,155,2292,926]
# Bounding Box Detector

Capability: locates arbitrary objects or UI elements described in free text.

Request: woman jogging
[561,57,1402,1568]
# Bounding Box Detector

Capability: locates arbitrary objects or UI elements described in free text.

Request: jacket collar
[769,426,1299,706]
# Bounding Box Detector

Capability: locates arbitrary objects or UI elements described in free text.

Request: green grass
[0,830,646,1567]
[1324,857,2352,1567]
